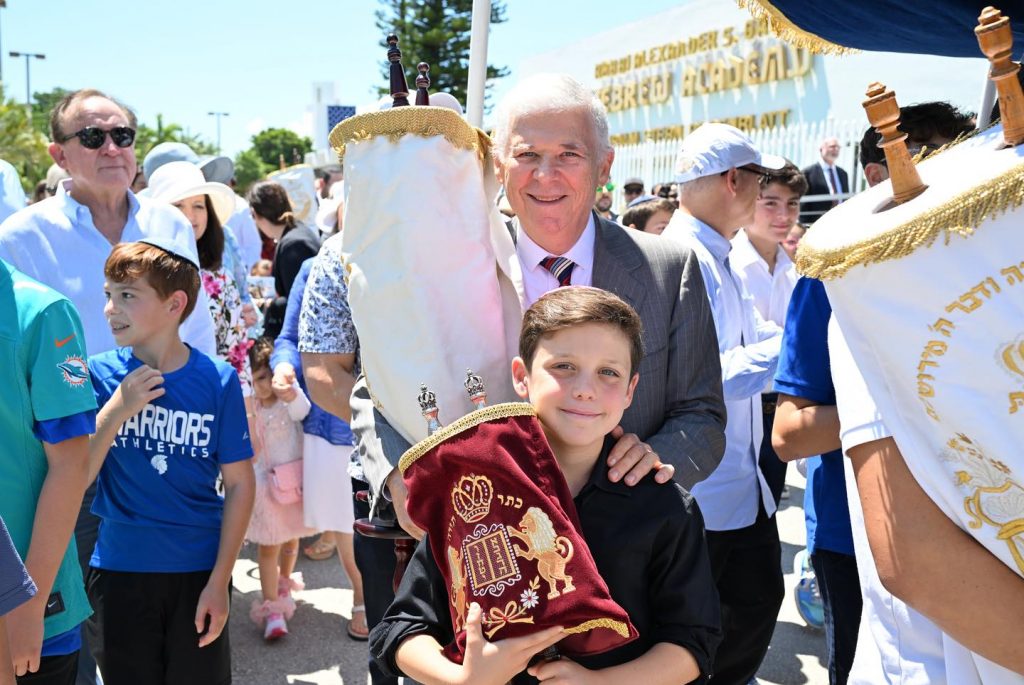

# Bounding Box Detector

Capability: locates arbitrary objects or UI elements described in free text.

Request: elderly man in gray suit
[342,73,726,536]
[302,75,726,684]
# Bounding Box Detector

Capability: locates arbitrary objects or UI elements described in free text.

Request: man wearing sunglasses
[0,88,216,685]
[662,122,787,685]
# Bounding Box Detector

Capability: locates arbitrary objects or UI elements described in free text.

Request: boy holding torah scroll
[371,287,721,684]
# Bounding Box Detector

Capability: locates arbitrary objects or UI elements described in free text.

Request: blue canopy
[740,0,1024,57]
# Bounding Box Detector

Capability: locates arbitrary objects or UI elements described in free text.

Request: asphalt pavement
[229,468,829,684]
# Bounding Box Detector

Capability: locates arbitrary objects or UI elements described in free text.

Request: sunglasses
[736,166,771,186]
[60,126,136,150]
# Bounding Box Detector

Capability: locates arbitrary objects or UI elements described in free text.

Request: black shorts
[16,652,77,685]
[85,568,231,685]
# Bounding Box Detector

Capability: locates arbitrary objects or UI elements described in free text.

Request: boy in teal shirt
[0,258,96,684]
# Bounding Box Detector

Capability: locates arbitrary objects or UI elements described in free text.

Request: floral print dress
[202,267,253,394]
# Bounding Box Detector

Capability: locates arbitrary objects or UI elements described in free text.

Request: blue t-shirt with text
[774,277,854,556]
[88,346,252,572]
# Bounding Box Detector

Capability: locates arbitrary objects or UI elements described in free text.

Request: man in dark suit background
[800,137,849,224]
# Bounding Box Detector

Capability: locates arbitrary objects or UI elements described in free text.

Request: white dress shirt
[730,229,798,327]
[0,179,217,357]
[0,159,27,224]
[829,317,1024,685]
[226,194,262,272]
[663,212,781,530]
[515,213,595,307]
[819,160,842,194]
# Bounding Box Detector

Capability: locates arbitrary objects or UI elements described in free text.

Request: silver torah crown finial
[418,384,443,435]
[464,368,487,409]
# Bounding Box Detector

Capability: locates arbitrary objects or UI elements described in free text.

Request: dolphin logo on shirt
[57,356,89,388]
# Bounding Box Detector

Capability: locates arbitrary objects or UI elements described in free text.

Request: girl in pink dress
[245,339,315,640]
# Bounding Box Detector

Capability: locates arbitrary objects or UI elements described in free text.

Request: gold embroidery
[735,0,858,55]
[480,600,535,639]
[941,434,1024,574]
[797,161,1024,280]
[562,618,633,638]
[462,524,522,597]
[399,403,536,474]
[328,106,490,163]
[507,508,576,600]
[447,546,468,632]
[452,475,493,523]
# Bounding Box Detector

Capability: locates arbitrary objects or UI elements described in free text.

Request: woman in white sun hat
[148,161,255,397]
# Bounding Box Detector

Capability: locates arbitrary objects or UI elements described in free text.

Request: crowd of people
[0,69,1019,685]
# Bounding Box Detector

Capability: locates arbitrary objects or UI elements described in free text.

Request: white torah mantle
[799,122,1024,579]
[329,106,524,444]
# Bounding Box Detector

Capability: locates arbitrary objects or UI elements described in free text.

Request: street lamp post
[0,0,7,85]
[8,50,45,107]
[208,111,229,154]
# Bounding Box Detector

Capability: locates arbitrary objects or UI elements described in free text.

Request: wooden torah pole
[387,34,411,108]
[415,62,431,106]
[863,83,927,205]
[976,6,1024,146]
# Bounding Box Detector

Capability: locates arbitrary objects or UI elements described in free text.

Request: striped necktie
[540,256,575,287]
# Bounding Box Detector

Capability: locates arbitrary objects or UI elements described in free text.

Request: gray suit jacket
[352,213,726,517]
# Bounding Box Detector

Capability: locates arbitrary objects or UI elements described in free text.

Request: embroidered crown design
[452,474,493,523]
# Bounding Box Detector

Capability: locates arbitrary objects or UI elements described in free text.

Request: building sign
[592,17,812,143]
[516,0,985,149]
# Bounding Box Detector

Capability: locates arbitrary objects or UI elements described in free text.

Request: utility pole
[9,50,45,108]
[0,1,7,85]
[208,111,229,154]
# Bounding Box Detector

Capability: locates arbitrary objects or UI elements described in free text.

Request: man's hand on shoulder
[607,426,674,486]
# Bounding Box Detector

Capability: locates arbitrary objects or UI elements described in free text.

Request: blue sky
[0,1,683,157]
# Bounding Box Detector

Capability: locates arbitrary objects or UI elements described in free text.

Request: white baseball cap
[675,123,785,183]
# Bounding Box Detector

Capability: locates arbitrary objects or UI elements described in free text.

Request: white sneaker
[264,612,288,641]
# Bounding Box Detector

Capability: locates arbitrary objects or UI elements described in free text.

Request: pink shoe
[264,612,288,641]
[277,572,305,599]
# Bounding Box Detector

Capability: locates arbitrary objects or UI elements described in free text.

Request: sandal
[347,604,369,641]
[302,537,336,561]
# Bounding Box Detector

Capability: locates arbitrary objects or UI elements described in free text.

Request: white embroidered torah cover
[337,107,523,444]
[803,123,1024,580]
[268,164,318,226]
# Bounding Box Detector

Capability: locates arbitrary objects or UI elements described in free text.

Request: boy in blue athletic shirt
[84,236,254,685]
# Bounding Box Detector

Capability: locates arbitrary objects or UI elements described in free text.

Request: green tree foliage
[374,0,509,108]
[233,148,270,195]
[30,87,72,138]
[0,84,51,191]
[250,128,313,169]
[134,114,217,162]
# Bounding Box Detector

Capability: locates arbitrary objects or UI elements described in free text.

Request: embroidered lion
[446,546,468,631]
[506,507,575,599]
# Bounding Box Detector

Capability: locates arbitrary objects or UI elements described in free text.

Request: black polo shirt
[370,439,722,683]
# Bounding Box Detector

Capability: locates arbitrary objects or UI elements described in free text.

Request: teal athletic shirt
[0,260,97,642]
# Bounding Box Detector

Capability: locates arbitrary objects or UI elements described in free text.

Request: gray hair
[677,175,718,200]
[492,73,611,162]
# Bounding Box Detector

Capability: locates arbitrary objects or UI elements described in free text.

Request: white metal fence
[609,118,871,213]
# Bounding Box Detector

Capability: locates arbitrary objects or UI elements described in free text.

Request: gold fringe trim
[328,106,491,163]
[736,0,858,55]
[562,617,633,638]
[398,403,536,474]
[797,161,1024,280]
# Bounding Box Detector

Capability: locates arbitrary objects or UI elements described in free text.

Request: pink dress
[245,389,316,545]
